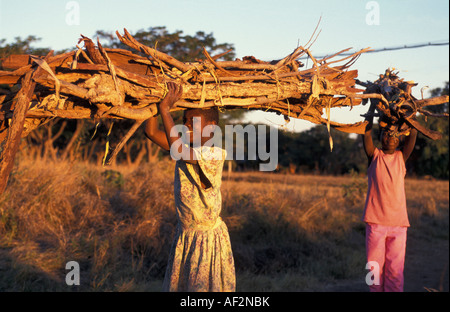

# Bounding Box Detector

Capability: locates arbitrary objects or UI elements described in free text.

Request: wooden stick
[0,71,36,193]
[116,28,192,73]
[104,120,144,165]
[203,47,239,77]
[1,30,447,147]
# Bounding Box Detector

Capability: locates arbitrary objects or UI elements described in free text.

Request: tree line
[1,27,448,178]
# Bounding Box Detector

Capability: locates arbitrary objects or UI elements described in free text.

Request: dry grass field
[0,155,448,292]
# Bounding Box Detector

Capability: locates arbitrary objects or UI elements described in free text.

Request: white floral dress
[162,146,235,292]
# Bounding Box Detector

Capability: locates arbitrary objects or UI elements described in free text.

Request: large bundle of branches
[0,29,448,193]
[0,29,375,141]
[1,29,447,142]
[3,28,447,142]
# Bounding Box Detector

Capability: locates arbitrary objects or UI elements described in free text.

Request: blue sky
[0,0,448,132]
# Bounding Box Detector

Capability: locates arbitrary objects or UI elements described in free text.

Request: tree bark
[0,71,36,193]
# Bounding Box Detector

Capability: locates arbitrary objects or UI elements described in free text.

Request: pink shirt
[363,148,410,227]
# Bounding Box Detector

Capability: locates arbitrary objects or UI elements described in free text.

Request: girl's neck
[189,136,215,148]
[382,147,396,154]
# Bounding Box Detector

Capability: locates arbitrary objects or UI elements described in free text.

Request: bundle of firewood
[357,68,448,140]
[0,29,448,193]
[1,28,380,142]
[1,28,448,146]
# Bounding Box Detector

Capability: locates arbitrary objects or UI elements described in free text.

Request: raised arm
[401,128,417,162]
[144,116,170,151]
[158,82,197,164]
[362,100,377,162]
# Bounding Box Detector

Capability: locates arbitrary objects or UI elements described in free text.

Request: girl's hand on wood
[159,82,183,111]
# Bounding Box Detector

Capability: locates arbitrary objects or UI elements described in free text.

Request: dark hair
[183,107,219,125]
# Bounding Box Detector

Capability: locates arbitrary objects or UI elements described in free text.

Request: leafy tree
[0,36,50,61]
[277,126,366,175]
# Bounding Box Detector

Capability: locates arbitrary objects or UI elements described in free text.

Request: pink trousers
[365,223,408,292]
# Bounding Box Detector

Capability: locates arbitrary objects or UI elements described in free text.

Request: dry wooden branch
[104,119,144,166]
[0,71,36,193]
[0,30,373,141]
[0,28,447,196]
[0,54,56,193]
[357,69,449,140]
[0,30,447,151]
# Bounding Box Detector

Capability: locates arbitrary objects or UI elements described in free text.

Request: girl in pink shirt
[362,102,417,292]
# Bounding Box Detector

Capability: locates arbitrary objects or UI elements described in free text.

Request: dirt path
[324,234,449,292]
[404,234,449,292]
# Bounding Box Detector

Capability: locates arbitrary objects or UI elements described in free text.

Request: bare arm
[158,82,197,164]
[362,100,377,162]
[402,128,417,162]
[143,117,170,151]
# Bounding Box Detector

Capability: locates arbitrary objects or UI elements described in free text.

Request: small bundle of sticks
[357,68,449,140]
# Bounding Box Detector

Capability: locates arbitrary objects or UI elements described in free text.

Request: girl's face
[183,112,216,144]
[381,131,400,153]
[184,115,202,136]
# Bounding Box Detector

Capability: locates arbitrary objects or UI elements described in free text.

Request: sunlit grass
[0,156,448,291]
